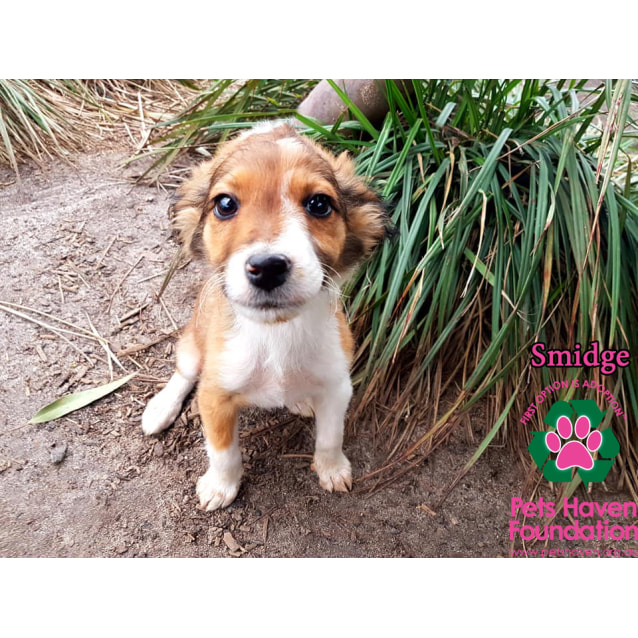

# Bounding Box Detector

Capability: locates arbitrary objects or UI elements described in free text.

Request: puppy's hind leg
[142,324,201,436]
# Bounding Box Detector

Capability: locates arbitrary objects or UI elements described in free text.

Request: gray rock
[50,442,68,464]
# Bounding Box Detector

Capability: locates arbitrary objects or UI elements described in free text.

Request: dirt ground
[1,149,635,558]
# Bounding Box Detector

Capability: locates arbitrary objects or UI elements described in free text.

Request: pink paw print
[545,415,602,471]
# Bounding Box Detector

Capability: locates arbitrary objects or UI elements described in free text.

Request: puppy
[141,120,388,511]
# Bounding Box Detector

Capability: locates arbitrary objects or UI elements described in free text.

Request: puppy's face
[173,122,388,322]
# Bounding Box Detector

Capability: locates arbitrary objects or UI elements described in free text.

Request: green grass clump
[139,79,317,180]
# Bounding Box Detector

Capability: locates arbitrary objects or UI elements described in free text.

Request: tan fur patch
[336,305,354,366]
[197,386,239,451]
[185,284,244,451]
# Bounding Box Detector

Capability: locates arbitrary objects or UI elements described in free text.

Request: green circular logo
[528,399,620,486]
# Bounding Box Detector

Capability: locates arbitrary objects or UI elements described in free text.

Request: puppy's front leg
[196,384,243,511]
[313,379,353,493]
[142,325,200,436]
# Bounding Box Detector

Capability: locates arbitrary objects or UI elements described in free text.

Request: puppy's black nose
[246,254,291,291]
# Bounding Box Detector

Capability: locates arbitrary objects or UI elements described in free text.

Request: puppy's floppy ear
[171,159,217,258]
[332,151,395,271]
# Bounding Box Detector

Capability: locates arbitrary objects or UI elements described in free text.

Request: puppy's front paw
[196,469,241,511]
[141,373,194,436]
[313,450,352,493]
[141,391,182,436]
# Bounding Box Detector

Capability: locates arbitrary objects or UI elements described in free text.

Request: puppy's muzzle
[245,254,291,291]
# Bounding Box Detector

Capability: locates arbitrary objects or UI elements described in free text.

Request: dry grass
[0,79,198,174]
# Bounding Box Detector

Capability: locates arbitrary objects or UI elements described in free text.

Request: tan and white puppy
[141,120,388,511]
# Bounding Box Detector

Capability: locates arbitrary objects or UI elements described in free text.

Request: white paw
[141,390,183,435]
[141,373,194,436]
[313,450,352,493]
[196,468,241,511]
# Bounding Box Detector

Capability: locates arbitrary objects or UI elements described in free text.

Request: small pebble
[223,532,241,553]
[50,442,68,464]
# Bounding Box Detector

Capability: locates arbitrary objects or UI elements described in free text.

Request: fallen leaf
[30,372,136,424]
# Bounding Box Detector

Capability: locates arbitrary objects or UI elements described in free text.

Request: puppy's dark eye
[213,194,239,220]
[304,194,333,218]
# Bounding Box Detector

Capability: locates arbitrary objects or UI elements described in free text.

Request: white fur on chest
[218,293,348,408]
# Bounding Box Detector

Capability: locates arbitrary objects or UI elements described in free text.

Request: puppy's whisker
[322,262,343,281]
[322,274,342,313]
[197,273,224,324]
